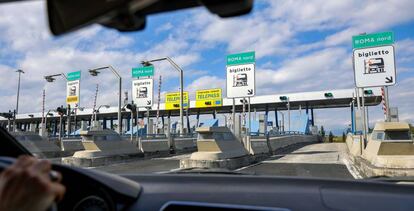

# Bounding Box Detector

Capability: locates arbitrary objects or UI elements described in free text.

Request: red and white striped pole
[381,87,387,120]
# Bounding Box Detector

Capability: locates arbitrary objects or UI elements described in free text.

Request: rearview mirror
[47,0,253,36]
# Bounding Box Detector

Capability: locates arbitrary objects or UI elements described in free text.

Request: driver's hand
[0,155,66,211]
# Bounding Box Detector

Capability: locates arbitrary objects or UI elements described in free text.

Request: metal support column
[196,110,200,128]
[306,103,309,114]
[275,107,279,129]
[103,118,107,129]
[232,98,236,132]
[186,108,190,133]
[351,101,355,134]
[311,108,315,126]
[127,116,130,132]
[264,106,269,134]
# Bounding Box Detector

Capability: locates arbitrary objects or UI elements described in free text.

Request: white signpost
[353,45,396,88]
[226,52,256,98]
[66,80,80,107]
[132,78,153,108]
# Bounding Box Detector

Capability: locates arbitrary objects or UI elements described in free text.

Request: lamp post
[14,69,25,132]
[45,109,56,136]
[89,66,122,134]
[287,97,290,133]
[278,111,285,133]
[0,111,14,132]
[44,73,69,135]
[125,103,137,141]
[94,105,110,122]
[141,57,184,135]
[72,107,84,133]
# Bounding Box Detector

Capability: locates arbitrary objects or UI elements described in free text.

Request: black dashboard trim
[160,201,290,211]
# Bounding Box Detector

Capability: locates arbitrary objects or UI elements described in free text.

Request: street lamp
[71,107,84,132]
[44,73,69,135]
[125,103,137,141]
[0,111,14,132]
[277,111,285,133]
[14,69,25,132]
[89,66,122,134]
[279,96,290,133]
[94,105,110,122]
[44,109,55,133]
[141,57,184,135]
[44,73,68,82]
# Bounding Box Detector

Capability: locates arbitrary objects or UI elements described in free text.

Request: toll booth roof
[196,126,230,133]
[373,122,410,131]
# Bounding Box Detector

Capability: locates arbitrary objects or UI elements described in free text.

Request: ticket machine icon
[137,87,148,98]
[364,58,385,74]
[233,73,248,87]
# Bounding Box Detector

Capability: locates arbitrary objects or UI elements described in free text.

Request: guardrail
[121,133,168,139]
[171,133,197,139]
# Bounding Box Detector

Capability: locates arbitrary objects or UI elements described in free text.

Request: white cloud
[185,76,226,99]
[0,0,413,133]
[155,22,173,34]
[256,47,353,94]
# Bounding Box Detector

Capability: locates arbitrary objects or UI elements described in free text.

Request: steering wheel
[0,157,59,211]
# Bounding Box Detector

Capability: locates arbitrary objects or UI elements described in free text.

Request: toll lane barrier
[180,127,318,170]
[345,127,414,177]
[62,130,143,167]
[174,137,197,152]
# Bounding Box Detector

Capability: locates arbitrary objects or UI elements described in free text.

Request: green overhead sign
[352,31,394,49]
[67,71,81,81]
[132,66,154,78]
[227,51,255,66]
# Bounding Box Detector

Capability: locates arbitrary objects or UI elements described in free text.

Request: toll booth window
[212,132,234,141]
[198,133,213,140]
[371,132,384,141]
[384,131,411,140]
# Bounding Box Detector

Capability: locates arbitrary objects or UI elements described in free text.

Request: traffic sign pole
[361,88,368,146]
[384,86,390,121]
[232,98,235,132]
[248,97,251,154]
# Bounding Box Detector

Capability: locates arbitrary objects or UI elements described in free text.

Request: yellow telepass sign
[195,89,222,108]
[165,92,189,110]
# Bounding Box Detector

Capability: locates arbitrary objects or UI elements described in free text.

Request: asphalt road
[94,143,355,179]
[93,153,190,174]
[237,143,354,179]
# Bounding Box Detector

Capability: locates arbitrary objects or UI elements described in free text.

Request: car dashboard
[53,162,414,211]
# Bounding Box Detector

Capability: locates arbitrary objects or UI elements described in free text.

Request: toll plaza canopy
[1,88,382,123]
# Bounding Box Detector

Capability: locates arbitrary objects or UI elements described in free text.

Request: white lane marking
[234,162,263,171]
[156,167,182,174]
[342,158,363,179]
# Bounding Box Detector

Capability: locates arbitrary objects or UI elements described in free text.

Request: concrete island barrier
[268,135,318,151]
[138,138,170,156]
[173,135,197,152]
[181,127,250,169]
[62,129,143,167]
[180,127,318,170]
[11,132,65,158]
[345,122,414,177]
[127,134,196,156]
[60,138,85,155]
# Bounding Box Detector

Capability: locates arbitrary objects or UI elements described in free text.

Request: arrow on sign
[247,89,253,95]
[147,100,152,105]
[385,76,393,84]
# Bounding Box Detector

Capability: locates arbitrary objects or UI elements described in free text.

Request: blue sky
[0,0,413,133]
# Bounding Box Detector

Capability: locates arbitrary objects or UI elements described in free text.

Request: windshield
[0,0,413,180]
[385,131,411,140]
